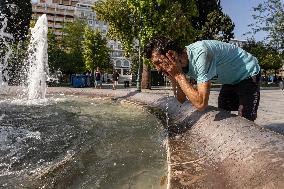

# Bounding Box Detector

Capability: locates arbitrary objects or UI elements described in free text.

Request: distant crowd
[82,67,121,90]
[261,75,283,84]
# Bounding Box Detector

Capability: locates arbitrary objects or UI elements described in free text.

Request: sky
[221,0,268,41]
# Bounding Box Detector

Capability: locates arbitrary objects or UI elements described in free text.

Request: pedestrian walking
[112,70,119,90]
[94,67,102,89]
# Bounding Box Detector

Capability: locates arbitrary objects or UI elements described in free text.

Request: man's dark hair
[143,36,184,59]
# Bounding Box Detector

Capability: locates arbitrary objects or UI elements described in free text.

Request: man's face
[151,51,164,72]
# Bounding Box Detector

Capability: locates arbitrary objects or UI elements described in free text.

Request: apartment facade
[74,2,132,82]
[229,38,247,48]
[32,0,132,82]
[32,0,79,36]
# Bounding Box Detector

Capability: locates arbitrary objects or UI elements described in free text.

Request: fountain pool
[0,95,167,189]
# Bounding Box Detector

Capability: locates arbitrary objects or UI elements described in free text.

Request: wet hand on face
[151,51,182,77]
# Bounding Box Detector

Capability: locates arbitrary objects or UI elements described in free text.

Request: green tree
[61,19,87,74]
[198,10,234,42]
[193,0,234,42]
[94,0,235,89]
[243,40,270,76]
[47,30,65,73]
[193,0,221,30]
[0,0,32,42]
[264,49,283,78]
[243,40,283,77]
[250,0,284,50]
[94,0,199,88]
[82,26,112,73]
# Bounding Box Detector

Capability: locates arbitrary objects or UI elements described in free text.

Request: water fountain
[0,13,13,89]
[1,5,284,189]
[26,14,49,100]
[0,12,167,188]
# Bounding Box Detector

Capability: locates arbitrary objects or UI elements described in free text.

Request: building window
[81,12,85,17]
[88,20,93,25]
[123,69,130,75]
[123,60,130,67]
[115,60,122,67]
[115,69,121,74]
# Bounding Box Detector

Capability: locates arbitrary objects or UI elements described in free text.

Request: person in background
[144,36,261,121]
[112,70,119,90]
[94,67,102,89]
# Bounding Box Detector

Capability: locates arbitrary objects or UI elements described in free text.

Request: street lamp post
[136,7,142,92]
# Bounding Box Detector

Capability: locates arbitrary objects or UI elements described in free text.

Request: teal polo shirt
[185,40,260,84]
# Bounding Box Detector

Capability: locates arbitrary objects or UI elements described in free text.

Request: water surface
[0,95,167,189]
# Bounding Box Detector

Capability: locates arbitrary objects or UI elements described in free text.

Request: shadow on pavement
[264,123,284,135]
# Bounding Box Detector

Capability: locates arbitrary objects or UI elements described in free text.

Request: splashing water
[26,14,49,100]
[164,75,170,127]
[0,13,13,89]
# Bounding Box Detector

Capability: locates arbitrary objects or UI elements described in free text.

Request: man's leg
[237,74,260,121]
[218,84,239,112]
[112,81,116,90]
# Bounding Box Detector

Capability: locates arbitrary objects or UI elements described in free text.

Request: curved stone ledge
[3,87,284,188]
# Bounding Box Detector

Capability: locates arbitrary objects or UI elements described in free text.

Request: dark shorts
[95,80,102,85]
[218,73,260,121]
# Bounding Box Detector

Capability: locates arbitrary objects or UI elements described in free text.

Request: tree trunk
[141,63,151,89]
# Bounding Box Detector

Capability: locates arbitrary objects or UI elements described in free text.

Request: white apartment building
[32,0,132,82]
[229,39,247,48]
[75,2,132,82]
[32,0,79,36]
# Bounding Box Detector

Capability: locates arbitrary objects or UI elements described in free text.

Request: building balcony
[53,17,64,22]
[53,31,63,36]
[33,9,75,17]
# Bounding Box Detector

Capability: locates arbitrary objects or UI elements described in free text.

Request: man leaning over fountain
[144,36,261,121]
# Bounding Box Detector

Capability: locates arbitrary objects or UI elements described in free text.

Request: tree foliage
[193,0,221,30]
[242,40,283,76]
[0,0,32,42]
[82,26,112,73]
[93,0,198,54]
[192,0,234,41]
[61,19,87,74]
[250,0,284,50]
[47,31,66,73]
[93,0,235,88]
[93,0,199,88]
[198,10,234,42]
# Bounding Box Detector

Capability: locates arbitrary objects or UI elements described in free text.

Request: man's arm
[157,52,212,111]
[174,73,211,111]
[170,78,186,103]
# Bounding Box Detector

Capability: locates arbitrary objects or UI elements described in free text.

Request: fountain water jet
[26,14,49,100]
[0,13,13,89]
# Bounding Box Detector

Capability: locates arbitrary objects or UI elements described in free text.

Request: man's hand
[151,50,211,111]
[158,51,183,78]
